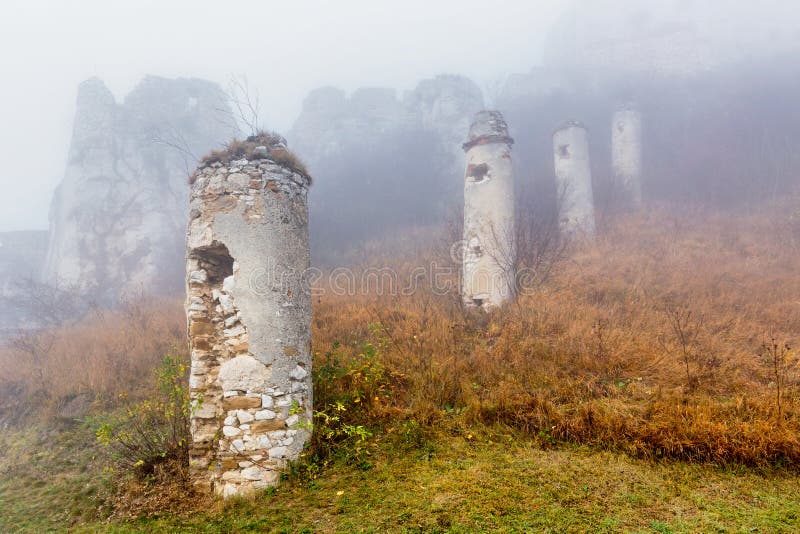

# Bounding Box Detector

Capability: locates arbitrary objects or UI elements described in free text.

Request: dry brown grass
[311,202,800,467]
[193,131,310,183]
[0,297,186,422]
[101,457,211,520]
[3,202,799,468]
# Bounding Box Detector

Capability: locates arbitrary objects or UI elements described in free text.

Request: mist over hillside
[4,2,800,530]
[0,0,798,313]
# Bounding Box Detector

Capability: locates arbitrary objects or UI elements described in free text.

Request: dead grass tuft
[102,457,212,520]
[4,202,800,469]
[192,131,310,184]
[308,201,800,467]
[0,297,186,423]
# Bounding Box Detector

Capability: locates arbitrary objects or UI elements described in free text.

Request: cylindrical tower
[553,121,595,237]
[185,135,312,498]
[611,105,643,206]
[461,111,516,310]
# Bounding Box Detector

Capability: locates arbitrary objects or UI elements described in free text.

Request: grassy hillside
[0,423,106,532]
[2,204,800,531]
[2,424,800,533]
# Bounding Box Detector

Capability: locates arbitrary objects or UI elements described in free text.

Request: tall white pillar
[612,105,643,206]
[461,111,516,310]
[186,135,312,498]
[553,121,595,237]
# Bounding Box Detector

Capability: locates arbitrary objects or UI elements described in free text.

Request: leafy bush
[300,341,404,474]
[95,355,190,478]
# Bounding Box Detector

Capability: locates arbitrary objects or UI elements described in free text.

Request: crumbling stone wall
[612,105,643,207]
[553,121,596,237]
[461,111,516,310]
[186,138,312,498]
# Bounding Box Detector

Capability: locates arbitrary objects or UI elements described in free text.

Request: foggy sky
[2,0,798,233]
[0,0,567,232]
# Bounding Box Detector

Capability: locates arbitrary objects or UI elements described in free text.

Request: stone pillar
[461,111,516,310]
[611,104,643,206]
[185,136,312,498]
[553,121,595,237]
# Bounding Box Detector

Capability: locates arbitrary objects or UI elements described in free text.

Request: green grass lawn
[0,422,108,533]
[3,423,799,533]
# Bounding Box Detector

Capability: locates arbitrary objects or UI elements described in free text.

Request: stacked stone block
[186,138,312,498]
[461,111,516,310]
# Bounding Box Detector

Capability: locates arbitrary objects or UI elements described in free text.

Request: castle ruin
[553,121,595,237]
[461,111,516,310]
[185,136,312,497]
[612,104,643,207]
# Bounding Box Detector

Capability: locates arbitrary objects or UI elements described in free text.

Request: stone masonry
[611,104,643,207]
[553,120,596,237]
[185,136,312,498]
[461,111,516,310]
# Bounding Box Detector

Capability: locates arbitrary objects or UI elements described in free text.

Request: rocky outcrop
[291,75,483,172]
[289,75,484,258]
[495,1,800,214]
[0,231,48,335]
[43,76,235,304]
[404,75,485,163]
[290,86,410,165]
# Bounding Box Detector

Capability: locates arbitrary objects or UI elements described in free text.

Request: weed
[195,131,310,182]
[760,334,797,423]
[95,354,190,478]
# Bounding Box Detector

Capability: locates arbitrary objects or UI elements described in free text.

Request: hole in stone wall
[472,298,484,307]
[558,145,570,158]
[191,241,234,285]
[467,163,490,182]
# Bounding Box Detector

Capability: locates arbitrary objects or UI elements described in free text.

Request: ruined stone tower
[186,135,312,498]
[612,104,643,206]
[461,111,516,310]
[553,121,595,237]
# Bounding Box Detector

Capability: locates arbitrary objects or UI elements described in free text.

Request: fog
[5,1,800,518]
[0,0,565,231]
[0,0,799,254]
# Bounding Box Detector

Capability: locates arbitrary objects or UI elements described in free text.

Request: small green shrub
[95,354,190,479]
[296,341,402,475]
[396,419,429,450]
